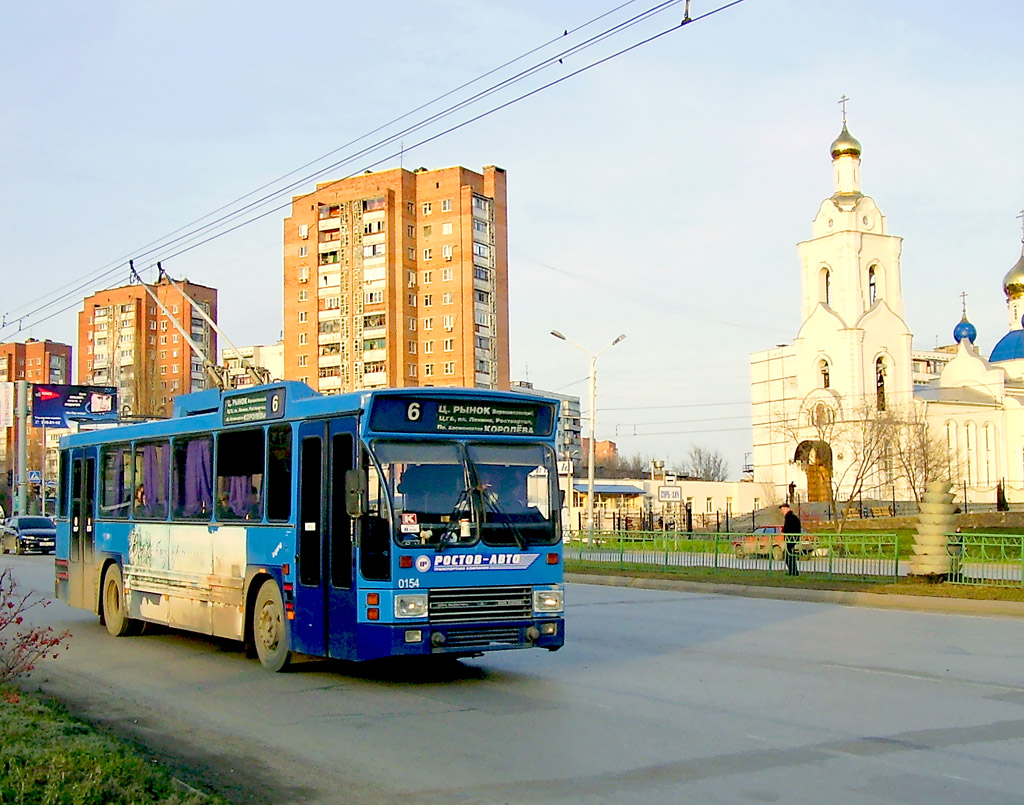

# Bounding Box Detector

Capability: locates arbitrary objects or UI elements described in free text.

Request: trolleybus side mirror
[345,469,368,517]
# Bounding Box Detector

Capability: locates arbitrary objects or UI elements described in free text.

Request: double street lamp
[550,330,626,533]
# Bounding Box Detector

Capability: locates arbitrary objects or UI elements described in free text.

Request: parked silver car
[1,516,57,555]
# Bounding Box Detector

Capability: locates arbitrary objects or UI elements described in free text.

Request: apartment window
[298,311,308,323]
[706,497,714,513]
[406,202,415,215]
[474,311,489,326]
[409,366,417,377]
[298,266,310,283]
[443,315,454,330]
[172,365,179,374]
[172,305,178,314]
[408,317,417,331]
[160,336,167,345]
[442,245,453,260]
[423,248,432,261]
[299,224,309,238]
[408,294,417,307]
[475,335,490,350]
[149,321,156,331]
[474,267,490,282]
[407,225,414,237]
[365,291,384,305]
[443,338,453,352]
[298,355,308,367]
[423,318,433,331]
[423,225,432,237]
[475,359,489,373]
[473,243,489,258]
[475,290,490,305]
[422,202,432,215]
[298,289,308,301]
[442,292,453,304]
[422,271,432,284]
[441,199,452,212]
[424,364,434,376]
[442,268,453,281]
[363,243,385,258]
[160,321,167,332]
[442,222,453,235]
[298,246,308,258]
[298,334,308,345]
[324,296,340,309]
[408,341,417,354]
[424,341,434,354]
[443,362,455,375]
[423,294,433,307]
[172,334,179,343]
[159,350,166,359]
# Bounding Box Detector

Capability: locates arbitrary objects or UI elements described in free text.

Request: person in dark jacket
[780,503,801,576]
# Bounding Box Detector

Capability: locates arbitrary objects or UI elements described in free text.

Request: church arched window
[983,423,995,485]
[875,357,886,411]
[965,422,976,486]
[819,267,830,306]
[819,359,830,389]
[946,421,958,480]
[868,266,877,304]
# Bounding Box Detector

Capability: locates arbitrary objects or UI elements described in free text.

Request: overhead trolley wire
[1,0,748,339]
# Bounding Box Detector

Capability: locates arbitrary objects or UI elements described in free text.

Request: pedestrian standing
[780,503,801,576]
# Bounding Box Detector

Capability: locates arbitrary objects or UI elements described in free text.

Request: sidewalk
[566,572,1024,619]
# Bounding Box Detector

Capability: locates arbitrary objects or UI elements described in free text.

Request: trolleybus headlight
[532,587,564,614]
[395,593,428,618]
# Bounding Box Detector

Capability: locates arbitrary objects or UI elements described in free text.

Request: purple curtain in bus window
[227,475,251,518]
[142,445,168,517]
[113,449,126,510]
[183,439,213,516]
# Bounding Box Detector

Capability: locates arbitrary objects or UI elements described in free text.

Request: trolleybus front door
[294,420,357,660]
[68,451,96,611]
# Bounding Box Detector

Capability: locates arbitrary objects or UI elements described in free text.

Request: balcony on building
[362,371,387,386]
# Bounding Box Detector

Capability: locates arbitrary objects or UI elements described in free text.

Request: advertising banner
[32,385,118,428]
[0,382,13,429]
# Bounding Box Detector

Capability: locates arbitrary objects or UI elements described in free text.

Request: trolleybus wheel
[102,564,139,637]
[253,581,291,672]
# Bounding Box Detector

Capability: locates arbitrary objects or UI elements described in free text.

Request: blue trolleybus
[54,383,564,671]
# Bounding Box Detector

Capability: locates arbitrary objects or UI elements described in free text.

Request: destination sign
[369,396,554,437]
[223,388,286,425]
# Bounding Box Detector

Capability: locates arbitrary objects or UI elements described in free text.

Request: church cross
[838,95,849,124]
[960,291,968,316]
[1017,209,1024,241]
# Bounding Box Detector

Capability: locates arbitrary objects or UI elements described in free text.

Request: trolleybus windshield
[370,441,559,549]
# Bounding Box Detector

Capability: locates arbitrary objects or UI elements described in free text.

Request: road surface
[7,553,1024,804]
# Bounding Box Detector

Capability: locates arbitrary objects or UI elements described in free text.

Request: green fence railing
[564,530,900,582]
[947,533,1024,587]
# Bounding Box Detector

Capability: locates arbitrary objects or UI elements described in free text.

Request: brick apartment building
[78,276,218,417]
[282,165,509,392]
[0,338,72,512]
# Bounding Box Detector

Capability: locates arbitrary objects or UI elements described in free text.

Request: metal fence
[947,533,1024,587]
[564,530,900,582]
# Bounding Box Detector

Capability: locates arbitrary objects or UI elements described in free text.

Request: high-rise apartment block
[282,165,509,393]
[78,276,218,417]
[222,341,284,388]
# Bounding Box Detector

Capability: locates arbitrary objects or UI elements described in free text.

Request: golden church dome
[830,123,862,159]
[1003,246,1024,299]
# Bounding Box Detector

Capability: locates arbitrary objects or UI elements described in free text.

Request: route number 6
[407,402,421,421]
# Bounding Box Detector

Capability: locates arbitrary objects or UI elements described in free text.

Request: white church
[750,118,1024,512]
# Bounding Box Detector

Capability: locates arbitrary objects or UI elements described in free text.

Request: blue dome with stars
[953,315,977,344]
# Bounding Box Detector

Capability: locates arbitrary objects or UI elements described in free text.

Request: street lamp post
[550,330,626,535]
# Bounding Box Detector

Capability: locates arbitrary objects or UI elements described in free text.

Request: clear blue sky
[1,1,1021,476]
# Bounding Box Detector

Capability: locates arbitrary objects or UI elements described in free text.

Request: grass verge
[566,560,1024,602]
[0,685,222,805]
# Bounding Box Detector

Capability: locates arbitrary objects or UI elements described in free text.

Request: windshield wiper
[479,491,528,550]
[437,488,471,553]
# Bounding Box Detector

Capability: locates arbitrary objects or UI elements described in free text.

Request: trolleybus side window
[134,441,169,520]
[360,449,391,581]
[266,425,292,522]
[100,444,133,519]
[216,428,264,521]
[172,436,213,520]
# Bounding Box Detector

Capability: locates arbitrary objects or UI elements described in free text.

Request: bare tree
[686,445,729,481]
[775,400,900,532]
[889,403,951,505]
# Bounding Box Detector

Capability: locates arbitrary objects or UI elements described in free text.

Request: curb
[565,573,1024,619]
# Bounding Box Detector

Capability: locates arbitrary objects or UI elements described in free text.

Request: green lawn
[0,686,222,805]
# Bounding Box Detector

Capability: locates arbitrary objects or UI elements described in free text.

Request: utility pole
[16,380,27,515]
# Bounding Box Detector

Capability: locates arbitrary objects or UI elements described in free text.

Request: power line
[1,0,749,340]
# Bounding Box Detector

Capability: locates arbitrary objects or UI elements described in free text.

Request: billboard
[32,385,118,428]
[0,382,13,429]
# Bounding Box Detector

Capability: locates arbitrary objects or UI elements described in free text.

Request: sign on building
[32,385,118,428]
[658,486,682,502]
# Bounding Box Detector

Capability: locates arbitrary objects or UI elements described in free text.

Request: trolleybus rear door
[68,450,95,611]
[326,421,356,660]
[294,423,327,657]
